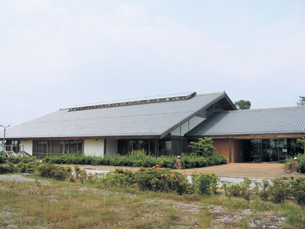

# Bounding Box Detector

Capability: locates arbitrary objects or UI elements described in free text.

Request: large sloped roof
[186,106,305,137]
[6,91,234,139]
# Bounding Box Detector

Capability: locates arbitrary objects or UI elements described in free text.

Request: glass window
[250,139,261,161]
[159,140,171,156]
[172,140,181,156]
[33,140,83,159]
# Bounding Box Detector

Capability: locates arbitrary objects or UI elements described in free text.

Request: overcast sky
[1,0,305,127]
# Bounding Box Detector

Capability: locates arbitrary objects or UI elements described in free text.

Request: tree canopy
[297,96,305,106]
[234,100,251,109]
[188,137,215,157]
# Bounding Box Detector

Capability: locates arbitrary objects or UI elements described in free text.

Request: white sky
[1,0,305,126]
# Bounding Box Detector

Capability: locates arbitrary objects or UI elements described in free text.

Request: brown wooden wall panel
[232,139,244,163]
[213,139,230,162]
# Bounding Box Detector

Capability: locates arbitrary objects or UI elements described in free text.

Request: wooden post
[229,139,232,163]
[104,139,107,156]
[292,158,299,173]
[154,139,158,159]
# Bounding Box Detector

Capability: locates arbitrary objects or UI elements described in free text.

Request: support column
[229,138,232,163]
[104,139,107,155]
[154,139,158,159]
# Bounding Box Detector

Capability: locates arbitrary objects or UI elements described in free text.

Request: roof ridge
[216,105,305,113]
[65,92,197,111]
[195,91,225,96]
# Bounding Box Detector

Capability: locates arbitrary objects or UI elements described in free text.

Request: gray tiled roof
[6,92,229,139]
[186,106,305,137]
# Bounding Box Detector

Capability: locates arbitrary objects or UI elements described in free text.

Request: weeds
[1,174,305,229]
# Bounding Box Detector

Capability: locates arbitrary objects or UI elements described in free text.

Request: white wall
[181,122,189,135]
[20,140,33,156]
[171,126,181,136]
[106,139,118,156]
[84,139,104,157]
[189,116,205,129]
[170,116,205,136]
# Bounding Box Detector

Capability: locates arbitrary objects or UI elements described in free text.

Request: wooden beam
[104,139,107,156]
[187,134,305,140]
[6,135,161,141]
[154,139,158,159]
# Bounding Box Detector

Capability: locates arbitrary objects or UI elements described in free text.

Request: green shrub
[135,165,191,195]
[259,179,271,201]
[40,152,227,169]
[37,163,70,181]
[5,162,16,173]
[52,167,69,181]
[189,137,215,156]
[26,161,40,173]
[0,165,5,173]
[99,169,135,187]
[270,177,291,203]
[37,163,57,178]
[75,165,87,183]
[0,162,16,174]
[0,155,5,164]
[227,183,244,197]
[192,172,219,196]
[290,177,305,207]
[16,162,27,173]
[296,154,305,173]
[227,177,252,200]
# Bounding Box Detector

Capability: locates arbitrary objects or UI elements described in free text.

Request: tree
[188,137,215,157]
[234,100,251,110]
[297,137,305,149]
[297,96,305,106]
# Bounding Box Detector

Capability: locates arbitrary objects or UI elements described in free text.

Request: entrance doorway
[243,139,302,163]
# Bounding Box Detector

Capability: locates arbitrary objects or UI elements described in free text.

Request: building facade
[3,91,305,162]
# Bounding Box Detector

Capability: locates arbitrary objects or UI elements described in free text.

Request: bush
[0,162,16,174]
[135,165,191,195]
[99,169,135,187]
[41,152,227,169]
[37,163,69,180]
[259,179,271,201]
[192,172,219,196]
[226,177,252,200]
[26,161,40,173]
[16,162,27,173]
[290,177,305,207]
[269,177,291,203]
[37,163,57,178]
[6,156,37,164]
[297,154,305,173]
[52,167,69,181]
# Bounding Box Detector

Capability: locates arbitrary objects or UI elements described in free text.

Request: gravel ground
[0,174,36,182]
[0,174,49,184]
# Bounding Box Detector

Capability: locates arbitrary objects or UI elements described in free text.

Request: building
[3,91,305,162]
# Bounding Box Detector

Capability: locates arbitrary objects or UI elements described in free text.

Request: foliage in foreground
[2,179,305,229]
[1,173,305,228]
[1,155,305,208]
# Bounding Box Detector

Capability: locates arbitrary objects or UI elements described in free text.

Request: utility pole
[1,124,10,163]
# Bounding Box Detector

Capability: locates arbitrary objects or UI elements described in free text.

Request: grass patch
[1,175,305,228]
